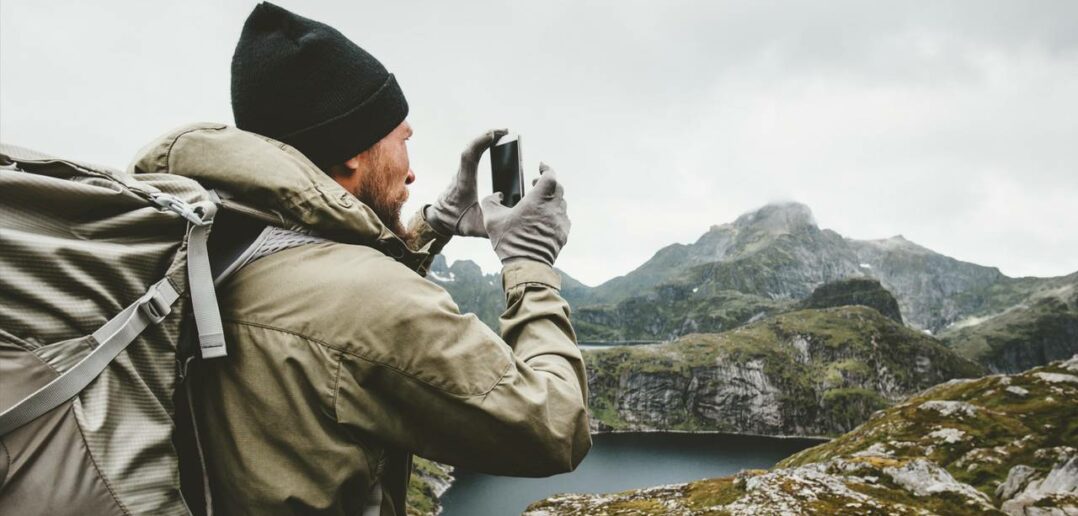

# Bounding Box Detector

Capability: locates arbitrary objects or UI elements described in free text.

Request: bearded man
[129,2,591,514]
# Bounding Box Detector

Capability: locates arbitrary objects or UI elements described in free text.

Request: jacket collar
[130,122,424,264]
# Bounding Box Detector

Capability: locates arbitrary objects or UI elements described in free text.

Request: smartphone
[490,134,524,207]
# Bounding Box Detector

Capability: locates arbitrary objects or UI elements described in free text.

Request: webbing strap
[184,378,216,516]
[186,201,228,359]
[0,279,180,436]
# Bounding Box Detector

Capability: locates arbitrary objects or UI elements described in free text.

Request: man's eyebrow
[407,127,414,138]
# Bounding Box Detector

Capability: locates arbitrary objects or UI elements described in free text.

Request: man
[131,2,591,514]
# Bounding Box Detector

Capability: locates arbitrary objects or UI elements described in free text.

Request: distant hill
[941,279,1078,373]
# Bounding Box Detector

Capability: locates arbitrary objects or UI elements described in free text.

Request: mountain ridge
[428,201,1078,372]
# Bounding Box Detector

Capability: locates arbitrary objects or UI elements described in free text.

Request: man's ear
[328,158,362,193]
[328,158,360,179]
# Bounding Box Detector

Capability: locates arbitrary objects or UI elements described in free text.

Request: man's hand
[480,163,570,267]
[425,128,509,237]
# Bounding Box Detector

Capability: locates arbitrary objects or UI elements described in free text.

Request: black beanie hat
[231,2,408,169]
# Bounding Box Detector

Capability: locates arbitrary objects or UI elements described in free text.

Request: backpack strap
[186,201,228,360]
[0,278,180,436]
[150,192,229,360]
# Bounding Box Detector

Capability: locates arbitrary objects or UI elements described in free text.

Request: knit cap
[231,2,408,168]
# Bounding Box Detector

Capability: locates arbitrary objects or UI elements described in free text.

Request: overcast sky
[2,1,1076,286]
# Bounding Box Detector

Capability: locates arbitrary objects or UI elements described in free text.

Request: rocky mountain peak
[732,202,817,235]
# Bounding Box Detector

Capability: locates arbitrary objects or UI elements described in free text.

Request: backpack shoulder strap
[208,199,331,287]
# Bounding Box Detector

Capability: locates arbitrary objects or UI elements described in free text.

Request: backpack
[0,143,284,515]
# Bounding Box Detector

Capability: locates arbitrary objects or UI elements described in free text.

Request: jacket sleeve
[333,255,592,477]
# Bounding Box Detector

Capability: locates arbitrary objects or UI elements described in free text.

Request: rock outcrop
[800,277,904,324]
[525,356,1078,515]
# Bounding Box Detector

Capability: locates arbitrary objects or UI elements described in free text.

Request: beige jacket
[130,124,591,515]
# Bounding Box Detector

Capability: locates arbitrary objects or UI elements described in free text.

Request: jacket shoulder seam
[224,318,510,397]
[163,125,228,174]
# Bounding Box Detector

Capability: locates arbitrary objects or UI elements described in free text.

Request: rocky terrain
[525,356,1078,515]
[585,305,983,436]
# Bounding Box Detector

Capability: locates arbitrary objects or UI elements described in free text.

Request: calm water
[439,432,825,516]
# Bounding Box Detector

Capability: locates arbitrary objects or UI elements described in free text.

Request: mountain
[526,355,1078,515]
[427,255,503,328]
[426,255,593,328]
[585,306,983,436]
[941,278,1078,373]
[431,202,1078,370]
[582,202,1017,334]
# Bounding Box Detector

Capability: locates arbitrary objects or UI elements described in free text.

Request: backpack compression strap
[0,278,179,436]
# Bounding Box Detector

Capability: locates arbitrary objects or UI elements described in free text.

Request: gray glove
[425,128,509,237]
[480,163,570,266]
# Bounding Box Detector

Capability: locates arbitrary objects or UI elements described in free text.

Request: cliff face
[406,458,453,516]
[585,306,983,436]
[526,356,1078,515]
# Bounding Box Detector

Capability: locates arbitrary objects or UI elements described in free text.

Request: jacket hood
[129,123,416,258]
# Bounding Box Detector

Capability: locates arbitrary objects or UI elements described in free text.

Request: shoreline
[431,428,831,514]
[588,428,834,442]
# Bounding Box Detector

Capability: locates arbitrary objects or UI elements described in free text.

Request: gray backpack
[0,144,292,515]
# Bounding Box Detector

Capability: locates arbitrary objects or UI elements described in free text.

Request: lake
[439,432,826,516]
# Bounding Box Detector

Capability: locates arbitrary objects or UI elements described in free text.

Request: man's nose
[405,169,416,185]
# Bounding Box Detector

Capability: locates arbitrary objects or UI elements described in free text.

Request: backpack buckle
[138,288,172,324]
[151,193,213,226]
